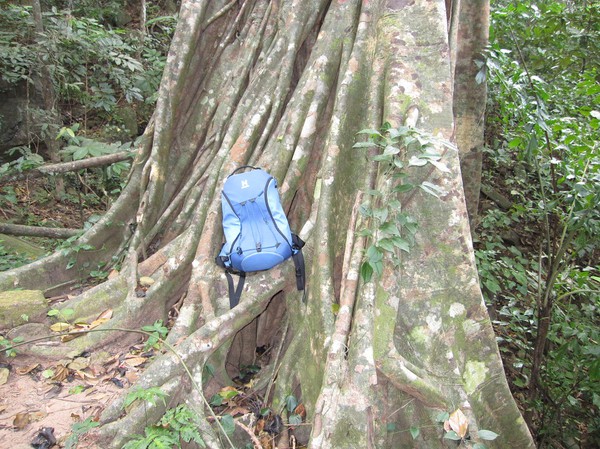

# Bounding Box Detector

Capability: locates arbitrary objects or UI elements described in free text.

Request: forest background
[0,0,598,448]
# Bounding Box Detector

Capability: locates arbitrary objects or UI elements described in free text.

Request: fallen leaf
[0,367,9,385]
[16,364,41,375]
[259,431,274,449]
[45,383,63,398]
[68,357,91,371]
[108,269,119,279]
[50,322,71,332]
[61,333,82,342]
[52,364,69,382]
[74,370,96,381]
[88,364,105,377]
[96,309,113,321]
[139,276,155,287]
[294,403,306,419]
[90,309,113,329]
[29,410,47,423]
[447,408,469,439]
[228,406,250,417]
[125,371,139,384]
[13,412,30,429]
[124,356,147,367]
[0,405,7,414]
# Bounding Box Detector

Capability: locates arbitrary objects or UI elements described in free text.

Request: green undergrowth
[476,1,600,447]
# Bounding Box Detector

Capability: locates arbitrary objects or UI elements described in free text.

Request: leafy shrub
[477,1,600,447]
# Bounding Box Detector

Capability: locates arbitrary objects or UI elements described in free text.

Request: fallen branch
[0,151,135,184]
[0,222,81,239]
[481,184,513,210]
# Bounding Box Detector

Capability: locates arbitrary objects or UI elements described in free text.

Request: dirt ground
[0,340,153,448]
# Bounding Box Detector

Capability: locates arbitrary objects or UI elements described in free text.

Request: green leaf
[477,429,499,441]
[377,238,396,252]
[373,207,388,222]
[435,411,450,422]
[409,426,420,439]
[408,155,428,167]
[360,261,373,283]
[508,137,522,148]
[203,363,215,378]
[393,183,414,193]
[372,260,383,276]
[419,182,445,198]
[391,237,410,252]
[444,430,462,441]
[383,145,401,155]
[353,141,377,149]
[366,245,383,262]
[356,128,382,137]
[378,221,400,236]
[288,414,302,425]
[220,389,239,400]
[429,159,450,173]
[286,395,298,413]
[371,153,392,162]
[525,134,538,161]
[358,204,372,217]
[221,414,235,436]
[73,147,89,160]
[393,158,404,169]
[209,394,223,407]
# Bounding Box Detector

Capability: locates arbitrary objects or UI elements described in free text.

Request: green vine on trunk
[353,122,454,283]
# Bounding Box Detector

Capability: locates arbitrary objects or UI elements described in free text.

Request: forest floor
[0,178,130,448]
[0,345,152,448]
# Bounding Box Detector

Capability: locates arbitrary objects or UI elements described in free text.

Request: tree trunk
[0,1,533,448]
[31,0,65,198]
[449,0,489,222]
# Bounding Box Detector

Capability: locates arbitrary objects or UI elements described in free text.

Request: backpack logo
[241,179,249,189]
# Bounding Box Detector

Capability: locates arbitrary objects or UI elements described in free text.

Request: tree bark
[31,0,65,197]
[0,1,533,448]
[449,0,489,222]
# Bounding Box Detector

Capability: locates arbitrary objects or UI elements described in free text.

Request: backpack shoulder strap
[291,234,306,303]
[225,271,246,309]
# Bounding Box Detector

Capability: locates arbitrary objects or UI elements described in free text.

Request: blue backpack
[216,166,305,308]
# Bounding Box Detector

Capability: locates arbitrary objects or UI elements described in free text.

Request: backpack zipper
[264,177,293,249]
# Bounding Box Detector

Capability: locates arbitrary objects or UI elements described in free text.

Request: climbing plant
[353,123,453,282]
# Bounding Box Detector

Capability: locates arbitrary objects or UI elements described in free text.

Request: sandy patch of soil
[0,348,148,448]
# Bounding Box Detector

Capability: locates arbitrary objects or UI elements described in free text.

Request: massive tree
[1,0,534,448]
